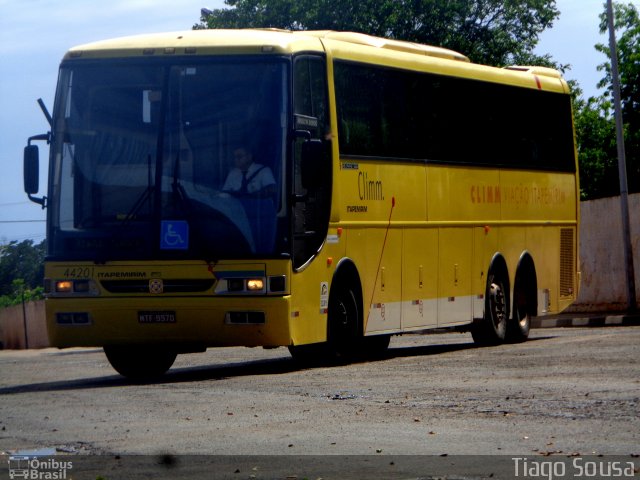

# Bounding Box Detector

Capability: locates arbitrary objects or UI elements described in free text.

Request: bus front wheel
[103,345,177,379]
[288,283,360,365]
[287,285,360,366]
[327,284,361,360]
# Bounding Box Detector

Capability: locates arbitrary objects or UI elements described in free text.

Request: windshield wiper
[120,153,155,225]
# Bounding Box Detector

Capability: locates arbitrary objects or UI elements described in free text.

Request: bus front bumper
[45,295,292,349]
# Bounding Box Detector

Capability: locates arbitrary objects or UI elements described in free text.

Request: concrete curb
[531,313,640,329]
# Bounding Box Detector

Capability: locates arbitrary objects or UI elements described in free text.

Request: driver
[222,146,276,197]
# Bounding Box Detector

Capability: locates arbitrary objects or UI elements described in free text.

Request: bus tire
[104,345,177,379]
[508,293,531,343]
[327,281,361,361]
[472,273,508,345]
[507,255,537,343]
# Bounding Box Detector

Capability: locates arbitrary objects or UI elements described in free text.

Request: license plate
[138,311,176,323]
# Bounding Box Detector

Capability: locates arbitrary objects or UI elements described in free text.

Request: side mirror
[24,145,40,194]
[301,139,329,190]
[23,133,49,208]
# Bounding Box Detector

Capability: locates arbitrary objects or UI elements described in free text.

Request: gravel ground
[0,326,638,460]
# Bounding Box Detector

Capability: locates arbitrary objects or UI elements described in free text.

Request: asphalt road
[1,326,638,478]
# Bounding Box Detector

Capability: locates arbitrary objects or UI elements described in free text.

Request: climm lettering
[358,171,384,201]
[470,185,501,204]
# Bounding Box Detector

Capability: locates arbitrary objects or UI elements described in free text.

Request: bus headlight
[55,280,73,293]
[246,279,264,291]
[215,275,275,295]
[48,279,99,296]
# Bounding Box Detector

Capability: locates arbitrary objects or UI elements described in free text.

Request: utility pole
[607,0,637,312]
[21,286,29,349]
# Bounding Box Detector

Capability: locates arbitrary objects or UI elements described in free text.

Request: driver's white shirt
[222,163,276,194]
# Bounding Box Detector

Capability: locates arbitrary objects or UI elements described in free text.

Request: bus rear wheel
[104,345,177,379]
[507,262,536,343]
[472,274,508,345]
[507,293,531,343]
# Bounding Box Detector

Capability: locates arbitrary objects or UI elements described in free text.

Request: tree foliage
[0,280,44,309]
[595,1,640,196]
[572,94,618,200]
[0,240,46,299]
[574,1,640,200]
[196,0,559,66]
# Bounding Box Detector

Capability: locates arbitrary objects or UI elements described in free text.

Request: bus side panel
[338,159,426,334]
[437,228,473,327]
[288,228,347,346]
[427,165,501,326]
[347,228,402,334]
[401,228,439,329]
[525,226,555,314]
[499,171,577,223]
[427,166,501,223]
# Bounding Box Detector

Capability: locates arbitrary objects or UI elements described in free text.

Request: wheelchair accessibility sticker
[160,220,189,250]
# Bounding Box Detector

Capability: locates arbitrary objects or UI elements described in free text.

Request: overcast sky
[0,0,629,244]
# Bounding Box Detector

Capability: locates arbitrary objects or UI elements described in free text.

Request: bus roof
[64,29,326,59]
[64,29,568,93]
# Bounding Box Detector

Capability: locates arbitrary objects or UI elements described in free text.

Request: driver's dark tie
[240,172,248,194]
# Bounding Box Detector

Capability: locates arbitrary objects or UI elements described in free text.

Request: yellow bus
[23,29,579,378]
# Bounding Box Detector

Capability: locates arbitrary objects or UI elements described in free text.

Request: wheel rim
[489,281,507,331]
[337,297,350,330]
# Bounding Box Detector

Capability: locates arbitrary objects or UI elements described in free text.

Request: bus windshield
[49,57,288,261]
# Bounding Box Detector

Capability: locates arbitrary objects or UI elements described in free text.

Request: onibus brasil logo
[8,456,72,479]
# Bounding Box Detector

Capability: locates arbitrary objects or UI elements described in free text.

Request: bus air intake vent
[101,279,215,294]
[560,228,575,297]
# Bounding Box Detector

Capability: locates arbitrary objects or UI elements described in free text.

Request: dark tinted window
[294,56,329,137]
[292,56,332,269]
[334,61,576,172]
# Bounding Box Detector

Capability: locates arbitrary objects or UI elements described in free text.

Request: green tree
[0,279,44,308]
[593,1,640,196]
[0,240,46,297]
[572,92,618,200]
[196,0,560,66]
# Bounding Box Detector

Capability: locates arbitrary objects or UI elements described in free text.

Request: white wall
[0,300,48,349]
[569,193,640,312]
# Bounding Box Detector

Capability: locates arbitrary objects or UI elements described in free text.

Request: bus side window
[292,56,331,269]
